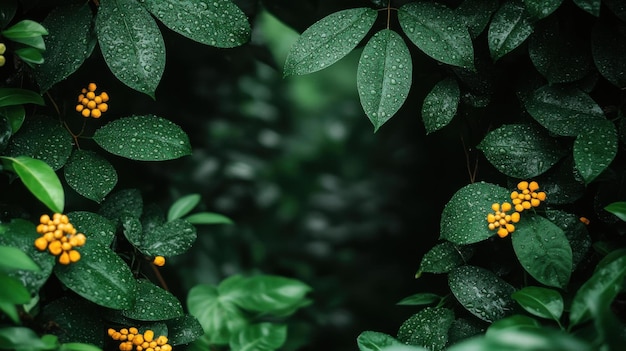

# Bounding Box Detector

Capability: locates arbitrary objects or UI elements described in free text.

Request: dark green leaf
[544,210,591,269]
[185,212,233,225]
[396,293,441,306]
[64,149,118,203]
[397,307,454,351]
[398,2,474,69]
[0,1,17,28]
[523,0,563,19]
[604,0,626,21]
[229,323,287,351]
[357,29,412,132]
[0,105,25,133]
[418,241,472,275]
[488,2,533,61]
[93,115,191,161]
[447,318,484,344]
[284,7,377,76]
[511,286,564,321]
[456,0,499,38]
[572,0,600,16]
[573,119,617,185]
[0,273,31,323]
[0,245,40,272]
[591,21,626,88]
[59,343,103,351]
[167,194,201,221]
[604,202,626,222]
[1,19,48,38]
[39,296,105,346]
[164,315,204,346]
[1,156,64,213]
[96,0,165,98]
[357,331,403,351]
[121,215,143,248]
[142,0,250,48]
[98,188,143,223]
[140,218,196,256]
[122,279,184,321]
[421,77,460,134]
[0,88,44,108]
[448,265,516,322]
[0,115,10,152]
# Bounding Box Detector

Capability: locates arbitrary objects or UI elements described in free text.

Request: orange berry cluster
[487,181,547,238]
[108,328,172,351]
[34,213,86,264]
[152,256,165,267]
[75,82,109,118]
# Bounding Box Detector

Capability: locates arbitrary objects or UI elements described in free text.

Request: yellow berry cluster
[0,43,6,67]
[108,328,172,351]
[487,181,547,238]
[152,256,165,267]
[75,82,109,118]
[34,213,86,264]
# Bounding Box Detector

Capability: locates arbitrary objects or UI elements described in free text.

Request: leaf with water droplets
[447,318,484,344]
[96,0,165,98]
[511,214,572,289]
[417,241,473,275]
[140,219,196,257]
[440,182,510,245]
[284,7,376,76]
[64,149,118,203]
[572,0,600,16]
[54,240,136,309]
[511,286,564,322]
[523,0,563,19]
[421,77,459,134]
[99,188,143,224]
[397,307,454,350]
[398,2,474,69]
[357,29,412,132]
[591,20,626,89]
[456,0,499,38]
[40,296,105,346]
[544,210,591,270]
[357,331,403,351]
[573,119,617,185]
[94,115,191,161]
[143,0,250,48]
[5,117,73,170]
[487,2,533,62]
[396,293,441,306]
[68,211,116,246]
[35,3,96,92]
[122,279,184,321]
[448,265,516,322]
[165,315,204,346]
[477,124,567,178]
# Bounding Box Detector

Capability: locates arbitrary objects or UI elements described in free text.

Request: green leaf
[40,296,105,346]
[139,218,197,256]
[98,188,143,223]
[455,326,594,351]
[478,124,567,178]
[0,327,48,350]
[64,150,118,203]
[357,29,412,132]
[11,35,45,51]
[421,77,460,134]
[59,343,103,351]
[1,156,64,213]
[0,105,25,133]
[283,7,377,76]
[229,323,287,351]
[397,307,454,351]
[448,265,516,322]
[440,182,510,245]
[168,194,201,221]
[0,88,44,108]
[93,115,191,161]
[398,2,474,69]
[142,0,250,48]
[0,1,17,28]
[592,20,626,88]
[447,318,484,344]
[418,241,472,275]
[5,117,73,170]
[572,0,600,16]
[486,314,541,335]
[488,1,533,61]
[1,19,48,38]
[0,245,40,272]
[185,212,233,225]
[569,252,626,327]
[511,286,564,322]
[35,3,96,92]
[573,119,617,185]
[0,273,31,323]
[396,293,441,306]
[122,279,184,321]
[187,284,248,345]
[604,202,626,222]
[54,240,136,309]
[605,0,626,21]
[15,47,45,66]
[96,0,165,98]
[357,331,403,351]
[164,315,205,346]
[511,214,572,288]
[456,0,499,38]
[0,115,10,152]
[523,0,563,19]
[121,215,143,248]
[544,210,591,269]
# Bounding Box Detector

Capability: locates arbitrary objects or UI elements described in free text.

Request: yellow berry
[108,328,116,336]
[34,237,48,251]
[81,98,89,106]
[501,202,512,212]
[49,240,62,255]
[36,224,46,233]
[497,228,508,238]
[529,181,539,191]
[129,327,139,335]
[78,94,85,102]
[491,203,500,212]
[82,109,90,118]
[62,242,72,251]
[100,92,109,102]
[0,43,5,55]
[487,214,496,223]
[68,250,81,263]
[153,256,165,267]
[121,328,129,335]
[74,233,86,246]
[144,330,154,342]
[537,192,546,201]
[97,103,108,112]
[506,224,515,233]
[488,223,495,230]
[44,232,55,242]
[133,335,144,345]
[91,109,102,118]
[87,100,97,109]
[511,212,520,223]
[161,345,172,351]
[522,201,532,210]
[0,55,4,67]
[156,336,168,345]
[40,214,51,224]
[88,82,97,92]
[580,217,590,225]
[54,229,63,239]
[510,191,519,200]
[531,198,541,207]
[81,88,87,94]
[518,181,529,190]
[524,194,531,200]
[142,342,149,349]
[59,251,70,265]
[515,204,524,212]
[94,96,102,104]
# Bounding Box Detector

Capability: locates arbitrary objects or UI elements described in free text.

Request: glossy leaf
[573,119,617,185]
[0,273,31,323]
[185,212,233,225]
[64,149,118,203]
[486,314,540,335]
[40,297,104,346]
[93,115,191,161]
[0,245,40,272]
[417,241,472,275]
[2,156,64,213]
[398,2,474,69]
[229,323,287,351]
[163,315,204,346]
[121,215,143,249]
[511,286,564,321]
[421,77,460,134]
[1,19,47,38]
[167,193,201,221]
[5,117,73,170]
[397,307,454,350]
[440,182,510,245]
[142,0,250,48]
[447,318,484,344]
[140,218,197,256]
[0,327,48,350]
[357,331,403,351]
[478,124,567,178]
[572,0,600,16]
[488,1,533,61]
[15,47,44,66]
[0,105,25,133]
[523,0,563,19]
[122,279,184,321]
[396,293,441,306]
[0,88,44,108]
[592,21,626,88]
[96,0,165,98]
[357,29,412,131]
[98,188,143,223]
[284,7,377,76]
[544,210,591,269]
[456,0,499,38]
[604,202,626,222]
[67,211,118,250]
[448,265,516,322]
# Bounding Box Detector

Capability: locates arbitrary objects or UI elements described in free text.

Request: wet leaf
[418,241,472,275]
[5,117,73,170]
[96,0,165,98]
[1,156,64,213]
[229,323,287,351]
[164,315,204,346]
[523,0,563,19]
[544,210,591,269]
[142,0,250,48]
[98,188,143,224]
[572,0,600,16]
[397,307,454,350]
[64,149,118,203]
[139,218,196,256]
[68,211,116,246]
[421,77,459,134]
[398,2,474,69]
[357,29,412,132]
[591,20,626,88]
[357,331,403,351]
[284,7,377,76]
[122,279,184,321]
[488,2,533,61]
[456,0,499,38]
[478,124,567,178]
[167,193,201,221]
[447,318,484,344]
[573,119,617,185]
[396,293,441,306]
[39,296,104,346]
[94,115,191,161]
[448,265,516,322]
[512,287,563,322]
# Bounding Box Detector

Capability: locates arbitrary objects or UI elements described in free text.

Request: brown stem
[150,261,170,291]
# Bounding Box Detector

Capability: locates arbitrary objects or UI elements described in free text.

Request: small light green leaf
[185,212,233,225]
[0,245,40,272]
[477,124,567,178]
[40,296,104,346]
[142,0,250,48]
[0,105,25,133]
[164,315,204,346]
[511,286,564,321]
[283,7,377,76]
[15,47,45,66]
[604,202,626,222]
[1,19,48,38]
[572,0,600,16]
[168,194,201,221]
[418,241,472,275]
[357,29,412,132]
[35,3,96,92]
[573,119,617,185]
[421,77,460,134]
[398,2,474,69]
[488,2,533,61]
[0,273,31,323]
[0,327,49,350]
[140,219,196,256]
[96,0,165,98]
[68,211,116,246]
[0,88,44,108]
[1,156,64,213]
[523,0,563,19]
[357,331,403,351]
[397,307,454,351]
[122,279,184,321]
[440,182,510,245]
[59,343,103,351]
[396,293,441,306]
[448,265,516,322]
[486,314,541,335]
[98,188,143,223]
[229,323,287,351]
[456,0,499,38]
[54,240,136,309]
[11,35,45,50]
[64,149,118,203]
[93,115,191,161]
[592,21,626,88]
